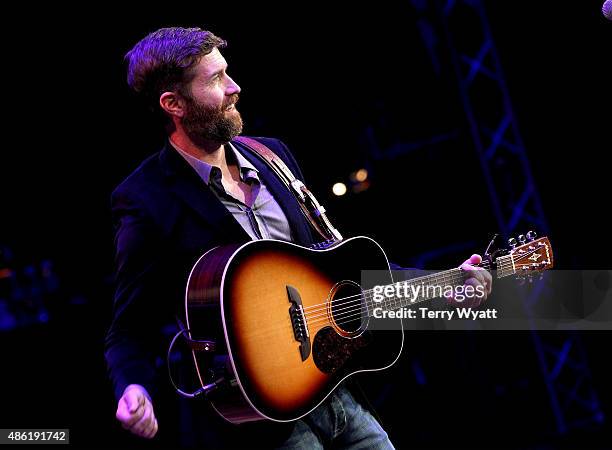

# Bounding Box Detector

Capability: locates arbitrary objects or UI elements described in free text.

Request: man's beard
[181,94,243,143]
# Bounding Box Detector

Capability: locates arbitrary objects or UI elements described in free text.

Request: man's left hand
[447,254,493,307]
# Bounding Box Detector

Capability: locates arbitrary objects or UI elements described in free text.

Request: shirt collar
[169,139,259,186]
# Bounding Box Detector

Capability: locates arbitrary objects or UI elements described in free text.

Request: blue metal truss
[358,0,603,435]
[435,0,603,434]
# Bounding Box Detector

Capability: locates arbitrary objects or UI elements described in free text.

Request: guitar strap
[234,136,343,245]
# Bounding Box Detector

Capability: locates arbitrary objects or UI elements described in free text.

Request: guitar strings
[237,268,493,339]
[300,261,495,319]
[305,273,471,328]
[302,254,526,328]
[294,263,500,331]
[243,284,475,340]
[232,251,540,339]
[249,269,482,336]
[303,269,468,322]
[300,260,495,314]
[312,261,498,325]
[234,258,518,338]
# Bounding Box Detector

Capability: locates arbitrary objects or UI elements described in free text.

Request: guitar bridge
[287,285,311,361]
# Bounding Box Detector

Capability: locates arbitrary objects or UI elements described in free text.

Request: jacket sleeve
[104,186,166,401]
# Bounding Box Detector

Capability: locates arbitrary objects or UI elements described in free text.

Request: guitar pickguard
[312,326,372,374]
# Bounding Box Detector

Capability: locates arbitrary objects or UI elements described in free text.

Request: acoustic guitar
[181,233,553,423]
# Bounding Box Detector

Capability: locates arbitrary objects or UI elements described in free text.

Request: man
[105,27,492,448]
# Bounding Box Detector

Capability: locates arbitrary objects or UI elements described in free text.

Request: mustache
[223,94,239,109]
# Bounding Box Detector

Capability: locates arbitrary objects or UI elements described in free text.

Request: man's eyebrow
[208,65,228,79]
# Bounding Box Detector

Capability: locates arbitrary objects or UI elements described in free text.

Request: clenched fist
[116,384,158,439]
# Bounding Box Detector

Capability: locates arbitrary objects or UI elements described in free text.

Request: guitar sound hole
[330,281,365,334]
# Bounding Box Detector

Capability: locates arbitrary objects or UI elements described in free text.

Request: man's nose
[226,76,241,95]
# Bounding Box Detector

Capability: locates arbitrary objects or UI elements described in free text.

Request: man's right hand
[116,384,158,439]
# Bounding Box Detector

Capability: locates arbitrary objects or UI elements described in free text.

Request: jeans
[276,387,395,449]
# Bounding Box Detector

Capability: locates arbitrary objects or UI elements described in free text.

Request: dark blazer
[105,137,319,447]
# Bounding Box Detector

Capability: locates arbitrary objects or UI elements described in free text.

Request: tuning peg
[518,234,526,244]
[526,231,537,241]
[508,237,517,248]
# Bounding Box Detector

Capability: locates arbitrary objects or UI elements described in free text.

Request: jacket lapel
[159,142,250,242]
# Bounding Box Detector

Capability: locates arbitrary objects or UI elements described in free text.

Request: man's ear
[159,91,185,118]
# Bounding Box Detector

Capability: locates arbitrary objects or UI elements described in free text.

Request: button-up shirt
[171,140,294,242]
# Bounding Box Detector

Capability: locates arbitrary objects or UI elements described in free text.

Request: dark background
[1,1,610,448]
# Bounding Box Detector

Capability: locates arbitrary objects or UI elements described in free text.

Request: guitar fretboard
[361,254,514,316]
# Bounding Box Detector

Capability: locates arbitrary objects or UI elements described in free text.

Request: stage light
[355,169,368,182]
[332,182,347,196]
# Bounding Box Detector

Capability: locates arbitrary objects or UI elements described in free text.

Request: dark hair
[125,27,226,110]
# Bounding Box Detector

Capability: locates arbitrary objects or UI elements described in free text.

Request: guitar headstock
[494,231,554,278]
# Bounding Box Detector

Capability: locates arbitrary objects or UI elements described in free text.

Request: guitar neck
[365,254,516,315]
